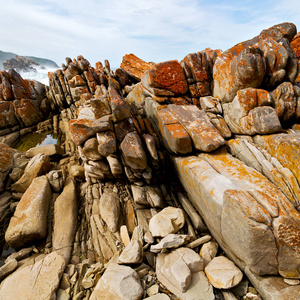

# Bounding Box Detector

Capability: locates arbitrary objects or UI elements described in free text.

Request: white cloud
[0,0,300,68]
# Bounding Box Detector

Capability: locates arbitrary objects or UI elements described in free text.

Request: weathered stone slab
[52,178,77,264]
[6,175,51,249]
[157,106,192,154]
[0,143,16,193]
[121,53,153,81]
[100,191,120,233]
[13,99,43,127]
[120,131,148,170]
[11,153,50,193]
[0,252,65,300]
[245,267,300,300]
[77,96,111,120]
[254,133,300,182]
[0,101,18,129]
[168,104,225,152]
[25,144,64,158]
[109,87,132,122]
[172,150,300,278]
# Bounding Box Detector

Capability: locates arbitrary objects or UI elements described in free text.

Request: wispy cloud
[0,0,300,67]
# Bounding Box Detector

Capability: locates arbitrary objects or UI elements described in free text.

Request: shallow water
[13,131,59,152]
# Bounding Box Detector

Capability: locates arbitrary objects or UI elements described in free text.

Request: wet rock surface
[1,22,300,300]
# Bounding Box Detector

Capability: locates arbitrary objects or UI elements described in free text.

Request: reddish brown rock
[84,69,99,93]
[156,106,193,154]
[68,75,86,88]
[70,116,113,146]
[13,99,43,127]
[114,118,136,141]
[291,32,300,59]
[114,68,131,87]
[109,87,132,122]
[8,69,34,100]
[0,101,18,129]
[120,53,153,81]
[120,131,148,170]
[63,58,81,80]
[163,123,193,154]
[142,60,188,97]
[0,72,13,101]
[181,49,217,97]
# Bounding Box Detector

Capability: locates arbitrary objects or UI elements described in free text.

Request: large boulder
[173,149,300,279]
[5,175,51,249]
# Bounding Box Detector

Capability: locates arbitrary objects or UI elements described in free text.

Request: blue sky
[0,0,300,68]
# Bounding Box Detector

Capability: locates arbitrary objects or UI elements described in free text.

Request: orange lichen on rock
[142,60,188,97]
[120,53,153,81]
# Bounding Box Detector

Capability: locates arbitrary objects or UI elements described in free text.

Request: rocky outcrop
[0,69,50,146]
[213,22,298,103]
[3,55,40,73]
[1,21,300,300]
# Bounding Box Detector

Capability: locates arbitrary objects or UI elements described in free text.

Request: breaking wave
[19,66,57,86]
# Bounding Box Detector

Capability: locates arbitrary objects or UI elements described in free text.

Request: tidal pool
[13,131,60,152]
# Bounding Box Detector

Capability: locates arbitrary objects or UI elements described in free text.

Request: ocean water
[19,66,57,86]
